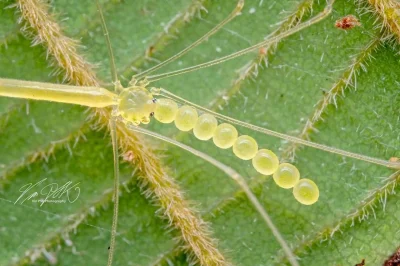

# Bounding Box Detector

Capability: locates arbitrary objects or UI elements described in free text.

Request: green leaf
[0,0,399,265]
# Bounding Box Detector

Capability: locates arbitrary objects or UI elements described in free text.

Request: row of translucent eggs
[153,98,319,205]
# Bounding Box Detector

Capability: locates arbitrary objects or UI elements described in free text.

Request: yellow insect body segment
[0,78,117,108]
[193,114,218,140]
[174,105,198,131]
[273,163,300,189]
[154,98,178,123]
[233,135,258,160]
[252,149,279,175]
[293,179,319,205]
[213,123,238,149]
[118,87,155,125]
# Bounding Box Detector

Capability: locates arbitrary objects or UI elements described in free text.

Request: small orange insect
[335,15,361,30]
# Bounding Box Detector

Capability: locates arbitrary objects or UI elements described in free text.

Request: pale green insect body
[0,79,321,204]
[117,86,156,125]
[13,80,319,205]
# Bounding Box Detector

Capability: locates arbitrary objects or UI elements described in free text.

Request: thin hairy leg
[146,0,335,82]
[95,1,121,265]
[134,0,244,80]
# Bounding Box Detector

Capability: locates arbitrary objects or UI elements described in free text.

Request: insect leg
[96,1,120,265]
[134,0,244,80]
[152,88,400,170]
[146,0,335,82]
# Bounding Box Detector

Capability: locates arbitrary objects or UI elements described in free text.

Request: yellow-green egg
[174,105,198,131]
[252,149,279,175]
[232,135,258,160]
[154,98,178,123]
[212,123,238,149]
[272,163,300,189]
[193,114,218,140]
[293,179,319,205]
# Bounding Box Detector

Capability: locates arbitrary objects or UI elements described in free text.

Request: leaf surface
[0,0,399,265]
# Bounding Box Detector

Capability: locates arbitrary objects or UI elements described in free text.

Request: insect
[1,0,399,265]
[335,14,361,30]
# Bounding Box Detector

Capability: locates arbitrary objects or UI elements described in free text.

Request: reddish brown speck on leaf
[355,259,365,266]
[384,247,400,266]
[335,15,361,30]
